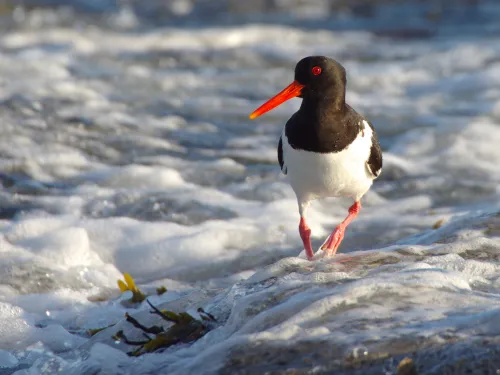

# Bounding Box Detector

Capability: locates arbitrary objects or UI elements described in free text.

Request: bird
[249,56,382,260]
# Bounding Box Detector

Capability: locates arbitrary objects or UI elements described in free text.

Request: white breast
[282,120,375,204]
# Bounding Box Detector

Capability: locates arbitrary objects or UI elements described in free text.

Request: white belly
[282,123,375,204]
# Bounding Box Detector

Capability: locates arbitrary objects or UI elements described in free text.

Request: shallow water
[0,0,500,374]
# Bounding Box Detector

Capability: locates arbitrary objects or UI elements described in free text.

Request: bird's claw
[321,226,345,255]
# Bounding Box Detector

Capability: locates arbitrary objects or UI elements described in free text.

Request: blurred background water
[0,1,500,374]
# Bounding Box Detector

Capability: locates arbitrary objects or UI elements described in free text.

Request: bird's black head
[294,56,346,100]
[249,56,347,120]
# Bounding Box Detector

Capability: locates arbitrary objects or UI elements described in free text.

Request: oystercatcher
[249,56,382,260]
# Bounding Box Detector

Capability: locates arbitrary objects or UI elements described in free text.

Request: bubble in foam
[348,345,369,359]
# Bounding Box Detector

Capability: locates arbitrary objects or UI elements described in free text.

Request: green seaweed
[86,324,115,337]
[114,299,216,356]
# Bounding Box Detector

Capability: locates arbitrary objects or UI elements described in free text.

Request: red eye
[312,66,322,75]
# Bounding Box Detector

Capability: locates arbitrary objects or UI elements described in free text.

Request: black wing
[366,122,382,177]
[277,136,287,174]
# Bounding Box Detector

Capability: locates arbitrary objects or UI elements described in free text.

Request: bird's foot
[320,225,345,256]
[299,217,314,260]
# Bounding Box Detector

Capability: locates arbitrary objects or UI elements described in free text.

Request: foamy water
[1,1,500,374]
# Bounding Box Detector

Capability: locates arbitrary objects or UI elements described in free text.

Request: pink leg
[321,201,361,256]
[299,217,314,260]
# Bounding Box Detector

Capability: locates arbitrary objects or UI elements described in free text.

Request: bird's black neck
[297,92,348,136]
[300,88,346,113]
[285,97,363,154]
[299,95,346,121]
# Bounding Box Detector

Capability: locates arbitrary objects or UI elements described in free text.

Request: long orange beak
[249,81,305,120]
